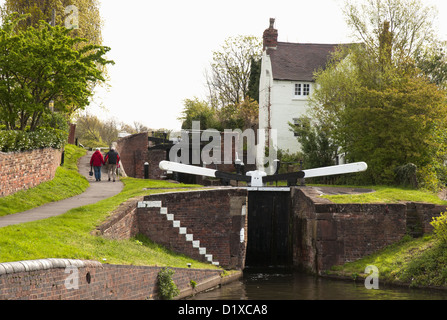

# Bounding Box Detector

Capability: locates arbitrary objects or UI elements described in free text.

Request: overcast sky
[2,0,447,131]
[92,0,355,131]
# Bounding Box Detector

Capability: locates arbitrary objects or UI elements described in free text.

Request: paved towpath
[0,151,123,228]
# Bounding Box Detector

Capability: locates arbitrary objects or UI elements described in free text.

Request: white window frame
[294,82,311,99]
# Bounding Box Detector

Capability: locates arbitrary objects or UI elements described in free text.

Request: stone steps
[138,200,219,266]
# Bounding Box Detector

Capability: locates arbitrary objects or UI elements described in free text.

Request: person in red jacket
[90,148,105,181]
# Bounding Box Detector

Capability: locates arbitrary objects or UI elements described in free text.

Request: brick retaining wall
[139,189,248,270]
[291,187,447,273]
[94,188,248,270]
[0,258,232,300]
[0,148,62,198]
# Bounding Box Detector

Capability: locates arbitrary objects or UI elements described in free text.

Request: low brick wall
[292,187,447,273]
[0,258,233,300]
[0,148,62,198]
[94,188,248,270]
[140,189,248,270]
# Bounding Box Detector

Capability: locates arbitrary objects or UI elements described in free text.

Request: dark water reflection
[188,267,447,300]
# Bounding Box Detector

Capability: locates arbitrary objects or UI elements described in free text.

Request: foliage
[179,96,259,132]
[179,97,220,131]
[206,35,262,109]
[0,14,113,131]
[247,57,261,102]
[275,149,303,174]
[0,127,68,152]
[289,116,338,171]
[218,97,259,131]
[75,113,118,149]
[416,43,447,89]
[342,0,439,62]
[2,0,104,46]
[431,212,447,244]
[157,267,180,300]
[394,163,418,189]
[308,1,447,188]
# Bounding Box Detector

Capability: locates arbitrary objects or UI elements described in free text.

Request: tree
[247,57,261,102]
[75,113,106,147]
[206,35,262,109]
[1,0,103,46]
[309,6,447,188]
[343,0,439,62]
[0,14,113,131]
[289,116,338,171]
[218,97,259,131]
[179,97,220,131]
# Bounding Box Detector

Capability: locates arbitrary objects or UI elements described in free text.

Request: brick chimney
[263,18,278,50]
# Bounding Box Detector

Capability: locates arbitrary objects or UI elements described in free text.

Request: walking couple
[90,147,120,182]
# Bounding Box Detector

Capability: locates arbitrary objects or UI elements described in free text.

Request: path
[0,151,124,228]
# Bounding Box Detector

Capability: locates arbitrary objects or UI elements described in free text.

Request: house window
[294,83,311,97]
[295,84,302,96]
[293,118,301,137]
[303,84,310,96]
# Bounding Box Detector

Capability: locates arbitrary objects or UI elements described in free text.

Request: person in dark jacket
[90,148,105,181]
[105,147,120,182]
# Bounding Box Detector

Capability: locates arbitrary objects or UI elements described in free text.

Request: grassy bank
[0,144,89,217]
[318,185,447,289]
[319,185,447,205]
[0,176,215,269]
[0,145,216,269]
[327,235,447,289]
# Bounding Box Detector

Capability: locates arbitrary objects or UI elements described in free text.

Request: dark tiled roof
[269,42,340,82]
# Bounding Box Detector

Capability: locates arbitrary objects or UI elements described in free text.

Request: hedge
[0,128,68,152]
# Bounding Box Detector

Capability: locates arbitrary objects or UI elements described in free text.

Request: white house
[259,18,340,155]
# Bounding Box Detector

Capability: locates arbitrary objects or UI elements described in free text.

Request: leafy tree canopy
[0,14,114,131]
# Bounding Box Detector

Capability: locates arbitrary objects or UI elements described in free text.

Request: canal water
[187,267,447,300]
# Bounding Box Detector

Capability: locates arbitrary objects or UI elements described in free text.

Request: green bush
[431,212,447,243]
[157,267,180,300]
[0,128,67,152]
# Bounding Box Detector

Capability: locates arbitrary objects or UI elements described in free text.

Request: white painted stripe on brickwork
[153,201,220,266]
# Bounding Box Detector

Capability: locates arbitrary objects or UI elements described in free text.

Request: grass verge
[0,153,216,269]
[327,235,447,288]
[317,185,447,205]
[0,144,89,217]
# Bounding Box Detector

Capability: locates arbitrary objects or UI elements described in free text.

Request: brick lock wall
[0,148,62,198]
[94,188,248,270]
[116,132,148,178]
[292,187,447,274]
[116,132,167,179]
[139,189,248,269]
